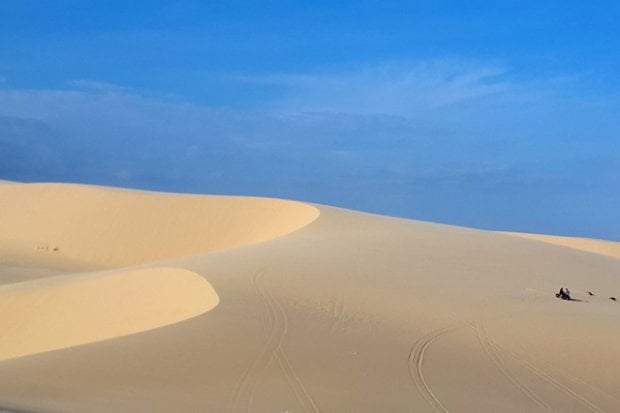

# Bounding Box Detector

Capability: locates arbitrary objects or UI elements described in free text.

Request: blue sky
[1,1,619,239]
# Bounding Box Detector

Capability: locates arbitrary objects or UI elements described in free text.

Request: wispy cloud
[68,79,131,94]
[0,59,618,238]
[241,60,523,116]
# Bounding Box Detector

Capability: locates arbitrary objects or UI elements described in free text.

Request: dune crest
[0,183,319,268]
[0,267,219,361]
[502,231,620,259]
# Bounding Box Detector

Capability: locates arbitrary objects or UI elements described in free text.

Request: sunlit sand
[1,182,618,412]
[502,231,620,259]
[0,267,219,361]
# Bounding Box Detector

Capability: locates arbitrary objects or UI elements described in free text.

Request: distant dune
[1,182,619,412]
[502,231,620,259]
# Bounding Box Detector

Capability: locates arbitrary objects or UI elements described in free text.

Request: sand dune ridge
[0,183,320,268]
[1,183,619,412]
[501,231,620,259]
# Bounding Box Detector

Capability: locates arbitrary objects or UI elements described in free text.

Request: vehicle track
[229,269,320,413]
[476,318,607,413]
[510,353,607,413]
[329,292,346,334]
[407,325,455,413]
[473,317,550,411]
[229,269,275,413]
[530,355,620,408]
[334,292,346,321]
[266,285,321,413]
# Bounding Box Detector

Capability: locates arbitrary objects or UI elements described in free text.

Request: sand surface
[0,267,219,361]
[502,231,620,259]
[1,183,619,412]
[0,183,319,269]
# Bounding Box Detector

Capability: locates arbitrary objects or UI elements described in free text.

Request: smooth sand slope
[0,267,219,361]
[0,183,319,269]
[502,231,620,260]
[1,182,619,413]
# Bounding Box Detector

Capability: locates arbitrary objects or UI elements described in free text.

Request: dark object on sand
[556,288,571,300]
[587,291,594,296]
[610,297,617,301]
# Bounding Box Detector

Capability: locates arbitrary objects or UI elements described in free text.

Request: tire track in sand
[473,317,551,411]
[266,284,321,413]
[230,269,320,413]
[229,269,275,413]
[508,351,607,413]
[475,317,607,413]
[529,355,620,408]
[407,325,456,413]
[329,292,346,334]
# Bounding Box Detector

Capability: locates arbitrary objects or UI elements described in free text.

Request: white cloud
[68,79,131,93]
[241,60,522,117]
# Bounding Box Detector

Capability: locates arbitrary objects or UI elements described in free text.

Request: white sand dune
[502,231,620,259]
[1,182,619,413]
[0,183,319,269]
[0,267,219,361]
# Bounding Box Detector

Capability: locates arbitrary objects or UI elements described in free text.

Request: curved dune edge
[0,183,320,269]
[0,267,219,361]
[501,231,620,259]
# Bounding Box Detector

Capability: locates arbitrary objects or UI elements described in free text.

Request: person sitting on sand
[556,287,571,300]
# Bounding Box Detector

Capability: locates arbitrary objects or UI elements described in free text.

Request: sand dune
[1,182,619,412]
[0,183,319,269]
[0,267,219,361]
[502,231,620,259]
